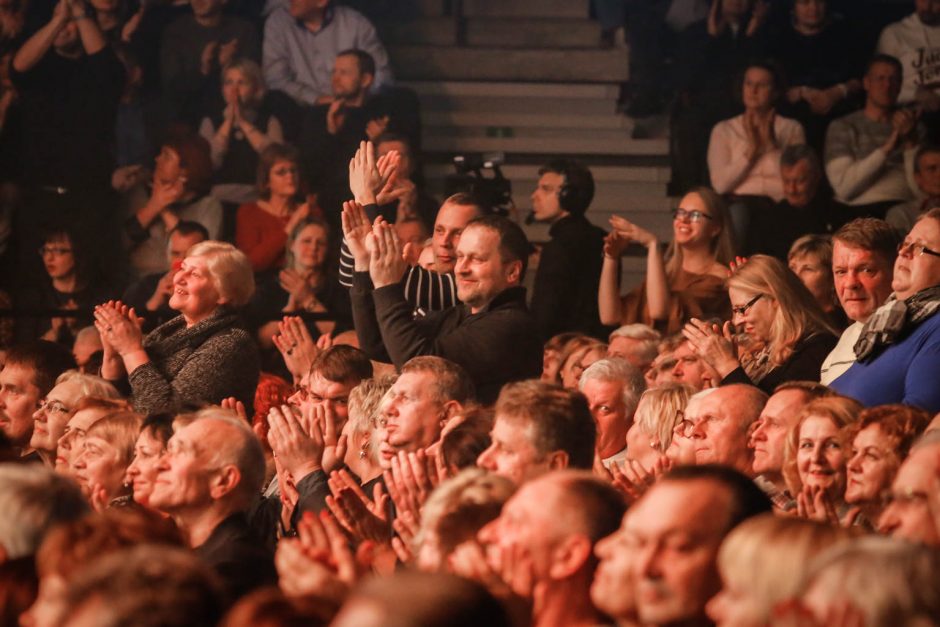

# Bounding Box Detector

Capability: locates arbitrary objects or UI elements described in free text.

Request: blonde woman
[625,382,695,470]
[706,514,855,627]
[782,396,862,522]
[599,187,735,334]
[684,254,837,393]
[71,410,144,509]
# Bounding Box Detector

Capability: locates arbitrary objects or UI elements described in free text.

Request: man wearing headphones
[529,160,607,340]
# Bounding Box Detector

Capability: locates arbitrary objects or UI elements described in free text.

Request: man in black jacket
[345,205,541,404]
[529,159,606,340]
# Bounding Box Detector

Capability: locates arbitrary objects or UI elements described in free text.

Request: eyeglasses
[38,246,73,257]
[731,293,764,317]
[672,208,713,223]
[38,398,71,416]
[897,240,940,258]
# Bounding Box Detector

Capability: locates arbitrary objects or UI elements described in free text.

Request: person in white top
[820,218,899,384]
[877,0,940,110]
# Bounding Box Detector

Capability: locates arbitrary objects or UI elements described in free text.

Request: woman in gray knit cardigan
[94,241,260,415]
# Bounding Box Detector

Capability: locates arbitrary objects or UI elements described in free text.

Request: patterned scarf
[853,286,940,362]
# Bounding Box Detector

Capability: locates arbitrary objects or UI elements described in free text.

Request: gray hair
[186,241,255,307]
[579,357,646,418]
[0,464,88,559]
[194,412,265,508]
[608,324,661,363]
[55,370,121,400]
[780,144,821,179]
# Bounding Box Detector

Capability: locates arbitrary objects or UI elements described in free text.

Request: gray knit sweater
[128,308,259,415]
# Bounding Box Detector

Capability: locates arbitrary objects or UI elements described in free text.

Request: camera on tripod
[443,152,513,216]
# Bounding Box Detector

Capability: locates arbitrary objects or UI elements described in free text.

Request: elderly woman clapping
[95,241,259,415]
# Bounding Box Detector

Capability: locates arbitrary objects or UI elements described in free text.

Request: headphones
[554,160,595,216]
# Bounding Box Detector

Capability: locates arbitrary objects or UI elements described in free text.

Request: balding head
[685,385,767,475]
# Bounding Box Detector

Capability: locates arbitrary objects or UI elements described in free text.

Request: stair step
[462,0,590,18]
[380,17,456,46]
[402,80,621,100]
[421,135,667,156]
[466,18,601,48]
[424,163,671,184]
[424,110,632,130]
[388,46,630,82]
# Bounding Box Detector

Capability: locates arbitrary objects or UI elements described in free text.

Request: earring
[359,448,368,459]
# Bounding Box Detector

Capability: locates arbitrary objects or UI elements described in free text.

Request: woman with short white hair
[94,241,259,414]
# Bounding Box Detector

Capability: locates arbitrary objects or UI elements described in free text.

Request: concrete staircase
[377,0,676,289]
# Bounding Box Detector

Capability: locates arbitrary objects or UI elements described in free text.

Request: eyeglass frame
[671,208,714,223]
[731,293,765,317]
[38,398,72,416]
[897,240,940,259]
[38,246,73,257]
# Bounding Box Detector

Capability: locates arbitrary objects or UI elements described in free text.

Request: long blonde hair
[728,255,836,366]
[664,187,736,277]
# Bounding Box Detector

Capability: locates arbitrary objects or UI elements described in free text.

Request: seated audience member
[820,218,898,384]
[57,545,226,626]
[0,464,87,562]
[677,384,767,474]
[846,404,931,529]
[71,326,103,373]
[624,382,694,471]
[560,340,607,390]
[477,380,595,485]
[606,324,661,371]
[55,397,130,476]
[783,395,862,519]
[29,371,119,467]
[592,465,772,627]
[0,340,76,457]
[10,0,124,213]
[579,358,644,467]
[540,332,583,383]
[671,0,771,191]
[125,134,222,278]
[331,571,510,627]
[685,255,837,393]
[411,468,515,573]
[122,221,209,332]
[262,0,391,107]
[747,144,839,258]
[22,506,184,627]
[824,55,919,217]
[438,408,494,474]
[788,234,847,330]
[708,61,806,243]
[666,337,722,390]
[160,0,259,127]
[200,58,284,205]
[887,143,940,235]
[599,187,734,334]
[299,49,384,222]
[706,514,855,627]
[878,430,940,546]
[474,471,625,627]
[124,413,175,508]
[247,216,350,348]
[798,536,940,625]
[877,0,940,128]
[235,143,309,273]
[528,159,606,340]
[97,241,259,415]
[16,225,117,345]
[750,381,832,511]
[72,410,143,507]
[831,208,940,411]
[149,410,277,598]
[767,0,863,150]
[347,210,541,403]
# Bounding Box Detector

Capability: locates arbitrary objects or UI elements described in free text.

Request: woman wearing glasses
[683,254,837,393]
[830,209,940,412]
[598,187,735,334]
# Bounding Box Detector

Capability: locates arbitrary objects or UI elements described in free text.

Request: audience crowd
[1,0,940,626]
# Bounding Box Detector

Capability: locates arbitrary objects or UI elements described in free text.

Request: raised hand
[609,215,657,248]
[94,301,144,358]
[682,318,740,378]
[383,450,434,524]
[325,469,390,543]
[796,485,840,525]
[340,200,372,270]
[312,402,347,474]
[272,316,319,383]
[602,230,630,259]
[219,397,249,423]
[348,140,386,205]
[276,511,360,603]
[368,221,407,289]
[374,150,402,206]
[267,404,323,482]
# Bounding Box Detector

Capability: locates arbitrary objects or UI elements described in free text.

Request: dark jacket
[721,332,838,393]
[351,273,542,404]
[127,308,259,415]
[195,512,277,604]
[530,214,606,340]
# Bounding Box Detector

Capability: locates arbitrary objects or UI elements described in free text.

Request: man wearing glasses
[831,208,940,412]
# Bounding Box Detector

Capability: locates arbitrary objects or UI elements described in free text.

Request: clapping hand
[341,200,373,271]
[94,300,145,358]
[272,316,319,382]
[609,215,657,249]
[368,220,408,289]
[326,469,390,544]
[682,318,740,378]
[267,404,323,482]
[349,141,398,206]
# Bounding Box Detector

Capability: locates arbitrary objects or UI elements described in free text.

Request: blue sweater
[830,311,940,412]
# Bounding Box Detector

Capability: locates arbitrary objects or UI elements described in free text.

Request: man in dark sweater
[149,412,276,602]
[345,206,541,404]
[529,159,606,340]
